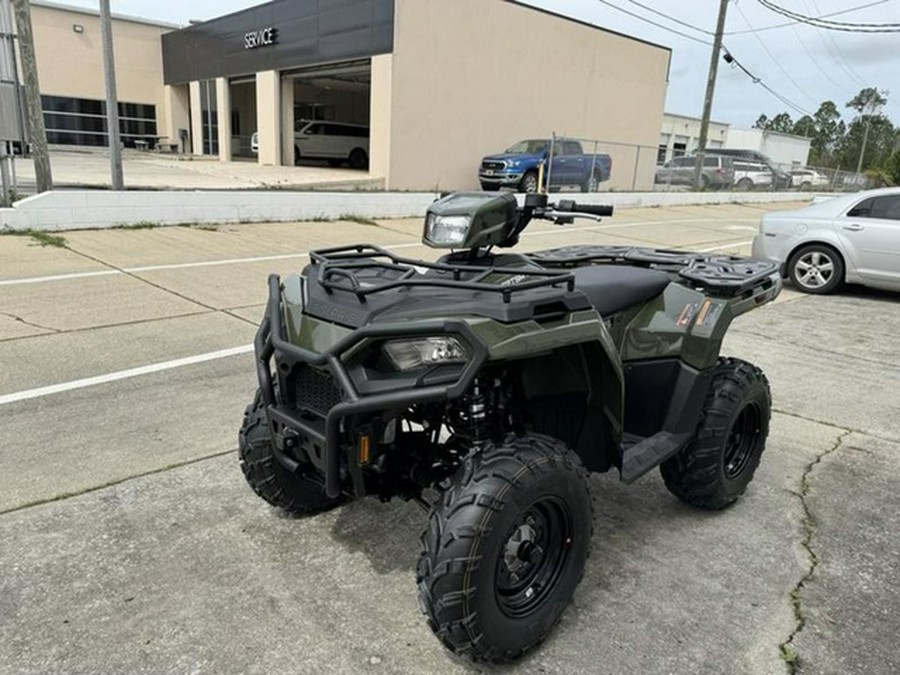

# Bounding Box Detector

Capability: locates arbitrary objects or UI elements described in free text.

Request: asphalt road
[1,202,898,674]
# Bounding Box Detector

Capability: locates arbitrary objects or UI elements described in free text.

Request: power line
[806,0,868,87]
[732,1,820,107]
[756,0,900,32]
[725,0,890,34]
[625,0,715,36]
[594,0,713,45]
[787,17,855,96]
[722,46,815,117]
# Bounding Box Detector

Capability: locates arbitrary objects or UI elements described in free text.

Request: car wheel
[736,177,753,191]
[800,181,812,191]
[349,148,368,170]
[582,172,600,193]
[519,172,539,193]
[788,244,844,294]
[418,433,592,662]
[661,358,771,510]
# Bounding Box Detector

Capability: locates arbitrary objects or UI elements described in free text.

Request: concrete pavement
[2,201,899,674]
[13,149,382,193]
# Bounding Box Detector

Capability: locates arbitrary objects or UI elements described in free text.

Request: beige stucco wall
[386,0,670,191]
[29,3,172,140]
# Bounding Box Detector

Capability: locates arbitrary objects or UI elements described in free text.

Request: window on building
[41,95,157,148]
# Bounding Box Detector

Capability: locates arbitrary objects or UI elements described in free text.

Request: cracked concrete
[779,428,852,671]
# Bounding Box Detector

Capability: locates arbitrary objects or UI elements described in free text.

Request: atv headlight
[425,214,470,247]
[382,337,468,371]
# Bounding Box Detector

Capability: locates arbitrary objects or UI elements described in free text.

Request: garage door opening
[281,60,371,171]
[229,77,257,159]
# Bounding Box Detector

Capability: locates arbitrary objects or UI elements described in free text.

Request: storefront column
[280,77,295,166]
[255,70,281,166]
[216,77,232,162]
[189,81,203,155]
[163,85,190,154]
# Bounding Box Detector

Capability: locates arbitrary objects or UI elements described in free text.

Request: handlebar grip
[574,203,614,217]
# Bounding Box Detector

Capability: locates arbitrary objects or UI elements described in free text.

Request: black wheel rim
[495,497,572,618]
[724,402,762,479]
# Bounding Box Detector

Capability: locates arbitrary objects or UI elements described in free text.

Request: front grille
[481,161,506,171]
[294,367,343,416]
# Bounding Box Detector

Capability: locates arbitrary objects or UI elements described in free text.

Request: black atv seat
[570,265,671,317]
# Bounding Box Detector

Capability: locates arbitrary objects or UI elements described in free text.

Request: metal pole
[855,117,871,175]
[588,140,598,193]
[693,0,729,190]
[99,0,123,189]
[11,0,51,192]
[545,132,556,194]
[0,0,13,204]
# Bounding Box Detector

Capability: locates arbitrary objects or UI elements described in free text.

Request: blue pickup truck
[479,138,612,192]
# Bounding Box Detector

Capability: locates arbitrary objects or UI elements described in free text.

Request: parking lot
[1,201,898,674]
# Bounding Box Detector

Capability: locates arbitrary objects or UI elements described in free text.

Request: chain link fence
[480,132,875,195]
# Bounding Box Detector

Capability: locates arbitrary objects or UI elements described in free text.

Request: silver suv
[655,155,735,189]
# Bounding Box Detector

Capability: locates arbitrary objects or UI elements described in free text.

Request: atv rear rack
[309,244,575,304]
[527,245,779,297]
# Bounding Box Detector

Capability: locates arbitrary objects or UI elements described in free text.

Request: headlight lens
[383,337,468,371]
[425,214,470,246]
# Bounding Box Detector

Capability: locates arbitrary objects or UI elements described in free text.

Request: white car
[752,188,900,294]
[732,160,773,191]
[293,120,369,168]
[790,169,830,191]
[250,120,370,169]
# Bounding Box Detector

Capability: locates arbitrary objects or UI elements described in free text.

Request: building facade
[24,0,672,191]
[659,113,729,164]
[29,1,178,150]
[724,128,812,168]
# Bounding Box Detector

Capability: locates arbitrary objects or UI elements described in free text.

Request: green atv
[239,192,780,662]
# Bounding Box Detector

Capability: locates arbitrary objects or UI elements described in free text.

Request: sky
[55,0,900,128]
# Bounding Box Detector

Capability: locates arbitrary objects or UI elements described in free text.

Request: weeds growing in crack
[778,429,852,673]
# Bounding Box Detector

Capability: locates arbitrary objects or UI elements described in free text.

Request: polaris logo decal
[244,27,278,50]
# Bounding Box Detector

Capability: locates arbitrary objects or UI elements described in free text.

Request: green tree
[847,87,888,115]
[842,88,892,172]
[836,115,896,172]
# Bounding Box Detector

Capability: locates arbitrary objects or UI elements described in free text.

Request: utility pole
[99,0,123,190]
[855,116,872,175]
[693,0,729,190]
[11,0,51,193]
[1,0,16,205]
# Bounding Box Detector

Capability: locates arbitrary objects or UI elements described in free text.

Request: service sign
[244,27,278,50]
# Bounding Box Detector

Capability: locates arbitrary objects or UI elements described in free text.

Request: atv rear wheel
[238,392,343,515]
[660,358,771,510]
[417,433,592,663]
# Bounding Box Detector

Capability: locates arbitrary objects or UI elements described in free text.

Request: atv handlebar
[557,202,614,217]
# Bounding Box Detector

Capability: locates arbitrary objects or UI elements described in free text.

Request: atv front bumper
[255,274,487,499]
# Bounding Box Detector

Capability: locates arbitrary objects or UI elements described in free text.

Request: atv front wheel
[417,433,592,663]
[660,358,771,510]
[238,392,343,515]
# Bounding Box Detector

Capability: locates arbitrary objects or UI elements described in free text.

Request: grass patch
[112,221,159,230]
[0,228,68,248]
[339,213,379,226]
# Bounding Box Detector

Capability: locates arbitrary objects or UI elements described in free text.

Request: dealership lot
[1,201,898,674]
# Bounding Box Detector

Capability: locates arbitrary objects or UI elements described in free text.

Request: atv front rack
[309,244,575,304]
[527,245,779,297]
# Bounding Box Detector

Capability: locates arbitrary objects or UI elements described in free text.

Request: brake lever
[541,211,604,225]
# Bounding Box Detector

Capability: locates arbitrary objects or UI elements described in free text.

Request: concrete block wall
[0,190,813,232]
